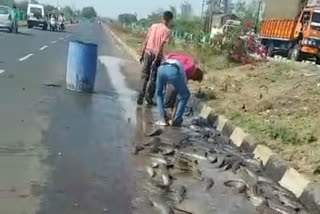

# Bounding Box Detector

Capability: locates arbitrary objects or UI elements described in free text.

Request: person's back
[145,23,171,55]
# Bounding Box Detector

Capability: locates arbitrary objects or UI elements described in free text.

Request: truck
[259,0,320,63]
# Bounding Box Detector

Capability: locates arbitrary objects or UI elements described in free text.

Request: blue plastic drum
[66,41,98,92]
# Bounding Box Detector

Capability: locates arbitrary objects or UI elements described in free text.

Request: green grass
[229,112,299,145]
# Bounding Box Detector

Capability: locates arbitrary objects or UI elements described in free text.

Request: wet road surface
[0,23,261,214]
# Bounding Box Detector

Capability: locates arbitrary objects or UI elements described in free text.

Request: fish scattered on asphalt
[172,207,193,214]
[132,145,144,155]
[267,199,297,214]
[207,154,218,163]
[203,178,214,191]
[145,128,163,137]
[43,83,62,88]
[151,156,169,166]
[147,167,156,178]
[152,162,159,168]
[224,179,247,194]
[144,137,161,146]
[171,185,186,203]
[162,148,175,156]
[149,197,174,214]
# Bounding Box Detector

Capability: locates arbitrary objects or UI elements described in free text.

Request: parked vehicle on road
[0,5,16,33]
[260,0,320,63]
[27,3,47,30]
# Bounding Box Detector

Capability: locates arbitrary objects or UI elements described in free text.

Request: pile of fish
[133,117,310,214]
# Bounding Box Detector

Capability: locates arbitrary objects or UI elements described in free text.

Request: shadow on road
[18,31,33,36]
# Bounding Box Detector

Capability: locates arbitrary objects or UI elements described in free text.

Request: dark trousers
[139,52,160,102]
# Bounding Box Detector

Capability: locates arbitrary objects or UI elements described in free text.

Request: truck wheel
[27,24,32,29]
[316,57,320,65]
[289,44,302,61]
[267,43,274,57]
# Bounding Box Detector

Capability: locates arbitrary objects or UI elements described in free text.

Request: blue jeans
[156,64,190,125]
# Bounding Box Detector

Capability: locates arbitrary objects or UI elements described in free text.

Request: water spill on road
[98,55,137,124]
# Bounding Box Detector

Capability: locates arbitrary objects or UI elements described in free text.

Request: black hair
[163,11,174,22]
[13,5,16,9]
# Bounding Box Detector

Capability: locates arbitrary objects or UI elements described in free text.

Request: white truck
[27,3,47,30]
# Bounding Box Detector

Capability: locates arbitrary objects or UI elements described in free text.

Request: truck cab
[291,7,320,61]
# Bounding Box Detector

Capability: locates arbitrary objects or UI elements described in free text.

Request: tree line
[0,0,97,19]
[117,0,261,34]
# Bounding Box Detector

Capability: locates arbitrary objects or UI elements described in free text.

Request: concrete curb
[199,105,320,214]
[102,24,320,213]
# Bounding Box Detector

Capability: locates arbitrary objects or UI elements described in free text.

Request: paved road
[0,24,257,214]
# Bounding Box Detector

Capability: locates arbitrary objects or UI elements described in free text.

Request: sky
[18,0,204,19]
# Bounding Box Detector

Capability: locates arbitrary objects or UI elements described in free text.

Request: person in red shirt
[164,53,203,110]
[137,11,174,105]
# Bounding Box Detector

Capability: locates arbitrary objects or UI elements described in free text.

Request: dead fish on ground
[256,205,282,214]
[144,137,161,146]
[207,154,218,163]
[151,156,170,167]
[172,207,193,214]
[152,162,159,168]
[132,145,144,155]
[43,83,62,88]
[267,199,297,214]
[179,151,207,161]
[246,188,267,207]
[147,167,156,178]
[162,148,175,156]
[146,128,163,137]
[203,178,214,191]
[189,125,202,132]
[170,185,186,203]
[149,197,174,214]
[224,179,247,194]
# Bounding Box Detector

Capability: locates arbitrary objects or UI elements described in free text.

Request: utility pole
[255,0,263,32]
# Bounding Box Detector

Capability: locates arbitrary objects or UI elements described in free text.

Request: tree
[0,0,14,7]
[118,13,137,24]
[180,1,193,20]
[169,5,177,19]
[16,0,29,12]
[63,6,74,18]
[44,5,56,14]
[81,6,97,19]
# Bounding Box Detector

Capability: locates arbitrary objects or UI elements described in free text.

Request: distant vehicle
[27,3,47,30]
[0,5,15,33]
[260,0,320,63]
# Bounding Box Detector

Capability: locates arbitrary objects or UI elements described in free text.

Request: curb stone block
[200,105,213,120]
[279,168,311,198]
[221,120,235,137]
[216,115,228,132]
[230,127,248,147]
[300,183,320,214]
[253,144,274,166]
[265,154,289,182]
[240,135,258,153]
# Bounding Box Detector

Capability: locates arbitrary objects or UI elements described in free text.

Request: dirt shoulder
[109,24,320,181]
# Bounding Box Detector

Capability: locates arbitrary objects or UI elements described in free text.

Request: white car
[0,5,14,32]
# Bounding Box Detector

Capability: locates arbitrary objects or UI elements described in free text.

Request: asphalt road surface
[0,24,257,214]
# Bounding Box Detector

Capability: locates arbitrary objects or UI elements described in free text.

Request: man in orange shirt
[137,11,174,105]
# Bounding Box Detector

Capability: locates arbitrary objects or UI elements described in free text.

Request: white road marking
[40,45,48,51]
[51,41,57,44]
[59,37,64,40]
[19,54,33,62]
[65,35,71,38]
[0,70,5,74]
